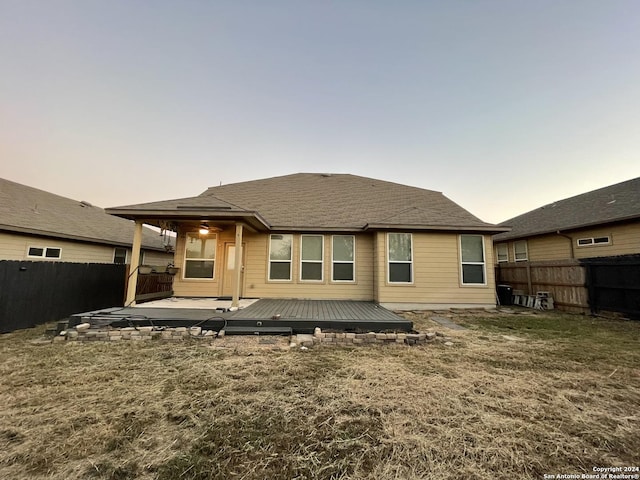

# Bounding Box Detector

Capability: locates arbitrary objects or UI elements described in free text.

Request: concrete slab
[429,315,467,331]
[136,297,259,310]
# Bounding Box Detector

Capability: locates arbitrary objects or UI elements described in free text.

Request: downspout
[231,223,244,309]
[556,231,575,259]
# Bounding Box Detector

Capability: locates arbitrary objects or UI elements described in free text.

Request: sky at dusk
[1,1,639,224]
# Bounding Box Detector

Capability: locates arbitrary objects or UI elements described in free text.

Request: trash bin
[497,284,513,306]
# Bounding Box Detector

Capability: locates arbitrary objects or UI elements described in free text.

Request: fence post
[585,263,596,315]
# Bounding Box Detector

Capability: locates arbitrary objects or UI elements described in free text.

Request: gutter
[494,213,640,242]
[0,224,168,252]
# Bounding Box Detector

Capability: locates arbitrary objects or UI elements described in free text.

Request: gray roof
[494,176,640,241]
[0,178,171,250]
[108,173,506,233]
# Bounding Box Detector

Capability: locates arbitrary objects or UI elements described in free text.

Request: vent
[80,200,93,207]
[177,205,233,210]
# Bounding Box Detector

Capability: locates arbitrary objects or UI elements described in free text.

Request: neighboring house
[0,177,174,265]
[493,177,640,263]
[106,173,508,309]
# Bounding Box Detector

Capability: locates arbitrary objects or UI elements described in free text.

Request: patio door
[222,243,245,297]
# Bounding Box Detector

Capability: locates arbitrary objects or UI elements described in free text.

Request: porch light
[198,222,209,235]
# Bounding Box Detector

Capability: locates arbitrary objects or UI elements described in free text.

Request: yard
[0,310,638,480]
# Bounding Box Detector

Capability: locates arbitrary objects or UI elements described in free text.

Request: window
[387,233,412,283]
[184,232,216,279]
[460,235,486,285]
[577,236,610,246]
[332,235,355,282]
[113,247,127,264]
[301,235,323,281]
[496,244,508,263]
[514,240,528,262]
[28,246,61,259]
[269,234,292,281]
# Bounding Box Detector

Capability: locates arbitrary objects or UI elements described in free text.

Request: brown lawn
[0,309,638,480]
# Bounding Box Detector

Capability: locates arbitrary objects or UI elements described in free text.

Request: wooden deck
[228,299,404,321]
[70,299,413,334]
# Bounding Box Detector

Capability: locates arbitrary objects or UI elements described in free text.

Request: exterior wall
[171,226,374,299]
[171,227,230,297]
[494,221,640,263]
[142,249,174,266]
[243,232,374,300]
[0,231,172,265]
[375,232,497,309]
[171,226,497,307]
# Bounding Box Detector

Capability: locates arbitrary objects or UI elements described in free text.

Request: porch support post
[125,220,144,306]
[231,223,244,308]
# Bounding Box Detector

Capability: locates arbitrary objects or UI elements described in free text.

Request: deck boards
[70,299,412,334]
[228,299,403,321]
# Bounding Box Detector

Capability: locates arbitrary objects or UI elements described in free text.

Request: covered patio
[70,298,413,334]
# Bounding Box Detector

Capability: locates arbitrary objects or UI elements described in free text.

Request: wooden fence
[135,272,174,302]
[496,260,589,314]
[0,261,177,333]
[497,255,640,318]
[583,255,640,319]
[0,261,126,333]
[124,266,175,304]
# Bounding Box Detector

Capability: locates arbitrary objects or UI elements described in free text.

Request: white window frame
[387,233,413,284]
[268,234,293,281]
[27,246,62,260]
[576,236,611,247]
[331,235,356,283]
[460,235,487,286]
[496,243,508,263]
[183,232,217,280]
[113,247,128,264]
[300,235,324,282]
[514,240,528,262]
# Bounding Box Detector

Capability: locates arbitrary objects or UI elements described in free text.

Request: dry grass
[0,310,639,479]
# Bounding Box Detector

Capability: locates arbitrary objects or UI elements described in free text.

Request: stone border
[54,323,452,347]
[306,327,439,347]
[56,323,217,343]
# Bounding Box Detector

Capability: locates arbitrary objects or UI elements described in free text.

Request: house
[0,177,174,265]
[493,177,640,263]
[106,173,508,309]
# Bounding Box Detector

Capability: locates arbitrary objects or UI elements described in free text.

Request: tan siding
[171,227,232,297]
[0,232,116,263]
[170,226,498,305]
[243,233,374,300]
[142,249,174,266]
[377,232,496,307]
[572,223,640,259]
[528,236,572,261]
[0,231,172,268]
[495,221,640,262]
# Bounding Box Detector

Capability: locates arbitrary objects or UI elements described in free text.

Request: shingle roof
[0,178,170,250]
[109,173,506,232]
[494,177,640,241]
